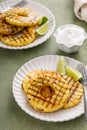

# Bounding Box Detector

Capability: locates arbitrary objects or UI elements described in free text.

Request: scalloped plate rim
[0,0,55,50]
[12,55,85,122]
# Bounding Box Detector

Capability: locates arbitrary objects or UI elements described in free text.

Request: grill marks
[63,75,83,108]
[22,70,70,112]
[0,12,23,34]
[0,7,41,47]
[22,70,83,112]
[1,27,36,46]
[28,82,64,106]
[5,7,39,27]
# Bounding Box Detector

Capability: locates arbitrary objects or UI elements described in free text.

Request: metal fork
[77,63,87,122]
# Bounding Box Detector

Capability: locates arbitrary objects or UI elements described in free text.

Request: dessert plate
[12,55,85,122]
[0,0,55,50]
[0,0,23,11]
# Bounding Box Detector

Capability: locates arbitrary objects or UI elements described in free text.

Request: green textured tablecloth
[0,0,87,130]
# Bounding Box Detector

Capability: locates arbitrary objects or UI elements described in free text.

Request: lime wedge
[38,16,48,25]
[36,22,48,35]
[57,56,67,75]
[66,66,83,81]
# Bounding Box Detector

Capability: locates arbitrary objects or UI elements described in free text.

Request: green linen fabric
[0,0,87,130]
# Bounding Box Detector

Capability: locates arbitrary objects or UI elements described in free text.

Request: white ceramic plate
[0,0,23,11]
[0,0,55,50]
[12,55,85,122]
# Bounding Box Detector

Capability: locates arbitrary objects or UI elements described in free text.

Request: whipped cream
[55,25,86,47]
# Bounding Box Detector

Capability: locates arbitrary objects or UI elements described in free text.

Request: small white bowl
[54,24,87,53]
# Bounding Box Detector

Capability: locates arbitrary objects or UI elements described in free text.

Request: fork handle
[83,84,87,122]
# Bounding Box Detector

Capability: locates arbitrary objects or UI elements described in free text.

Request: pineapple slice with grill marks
[22,70,70,112]
[22,70,41,94]
[0,12,23,35]
[62,75,83,108]
[5,7,40,27]
[1,27,36,47]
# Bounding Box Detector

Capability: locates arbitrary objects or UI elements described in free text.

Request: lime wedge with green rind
[57,56,67,75]
[66,66,83,81]
[38,16,48,25]
[36,22,48,35]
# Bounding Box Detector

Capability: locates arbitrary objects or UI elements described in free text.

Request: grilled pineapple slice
[63,75,83,108]
[22,70,70,112]
[5,7,40,27]
[22,70,41,94]
[0,12,23,34]
[1,27,36,47]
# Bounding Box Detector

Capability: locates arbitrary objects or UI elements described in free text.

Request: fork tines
[77,63,87,122]
[77,63,87,81]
